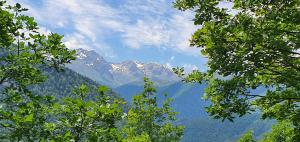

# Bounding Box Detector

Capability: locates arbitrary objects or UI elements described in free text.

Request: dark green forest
[31,68,101,97]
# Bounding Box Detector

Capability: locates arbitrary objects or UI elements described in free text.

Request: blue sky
[13,0,209,72]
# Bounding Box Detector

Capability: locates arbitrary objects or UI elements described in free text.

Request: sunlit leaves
[0,1,75,141]
[261,121,296,142]
[237,130,255,142]
[0,1,76,88]
[47,84,125,142]
[123,77,184,142]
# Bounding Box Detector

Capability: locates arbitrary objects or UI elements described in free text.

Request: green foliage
[174,0,300,141]
[237,121,298,142]
[123,132,151,142]
[46,85,126,142]
[123,78,184,142]
[181,114,273,142]
[238,131,256,142]
[116,82,274,142]
[261,121,296,142]
[0,88,56,141]
[0,1,74,141]
[0,1,76,89]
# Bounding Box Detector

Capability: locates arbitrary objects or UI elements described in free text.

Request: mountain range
[67,48,180,88]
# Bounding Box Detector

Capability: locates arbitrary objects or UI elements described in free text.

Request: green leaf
[16,3,21,9]
[24,114,34,122]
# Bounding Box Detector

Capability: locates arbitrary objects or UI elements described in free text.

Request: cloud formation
[13,0,198,56]
[14,0,195,52]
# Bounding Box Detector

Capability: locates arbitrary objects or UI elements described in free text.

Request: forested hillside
[114,82,273,142]
[30,67,117,98]
[180,115,273,142]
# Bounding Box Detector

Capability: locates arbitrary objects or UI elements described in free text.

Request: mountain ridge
[67,48,180,87]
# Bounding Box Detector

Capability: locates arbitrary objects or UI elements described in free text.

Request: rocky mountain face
[66,48,180,88]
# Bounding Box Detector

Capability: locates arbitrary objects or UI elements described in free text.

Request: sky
[12,0,210,72]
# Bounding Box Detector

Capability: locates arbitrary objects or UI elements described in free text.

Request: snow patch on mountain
[68,48,180,87]
[77,52,87,59]
[111,64,124,71]
[87,63,94,66]
[135,61,144,69]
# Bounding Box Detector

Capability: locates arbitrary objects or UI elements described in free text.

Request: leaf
[16,3,21,9]
[98,85,109,93]
[85,111,96,118]
[24,114,34,122]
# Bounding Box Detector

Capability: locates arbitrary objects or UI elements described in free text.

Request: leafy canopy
[0,1,75,141]
[173,0,300,141]
[46,85,126,142]
[123,78,184,142]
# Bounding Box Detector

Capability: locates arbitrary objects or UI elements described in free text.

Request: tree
[237,130,255,142]
[237,121,297,142]
[0,1,75,140]
[122,78,184,142]
[261,120,296,142]
[0,1,75,89]
[173,0,300,141]
[46,85,126,142]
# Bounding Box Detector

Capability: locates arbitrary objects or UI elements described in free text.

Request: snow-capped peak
[69,48,180,87]
[77,52,87,59]
[111,64,120,70]
[133,61,144,69]
[87,63,94,66]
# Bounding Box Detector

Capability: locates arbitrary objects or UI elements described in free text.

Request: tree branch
[245,94,300,100]
[0,77,7,85]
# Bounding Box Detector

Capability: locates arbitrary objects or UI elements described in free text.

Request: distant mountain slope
[67,48,180,87]
[114,82,273,142]
[30,67,117,98]
[180,114,273,142]
[115,82,208,118]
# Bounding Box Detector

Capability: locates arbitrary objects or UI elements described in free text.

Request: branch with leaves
[174,0,300,141]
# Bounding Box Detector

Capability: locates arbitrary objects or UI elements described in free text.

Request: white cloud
[122,0,169,16]
[14,0,200,56]
[92,43,116,59]
[74,18,98,42]
[120,0,200,55]
[64,33,91,50]
[165,62,173,69]
[167,12,200,54]
[64,33,116,59]
[122,20,170,49]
